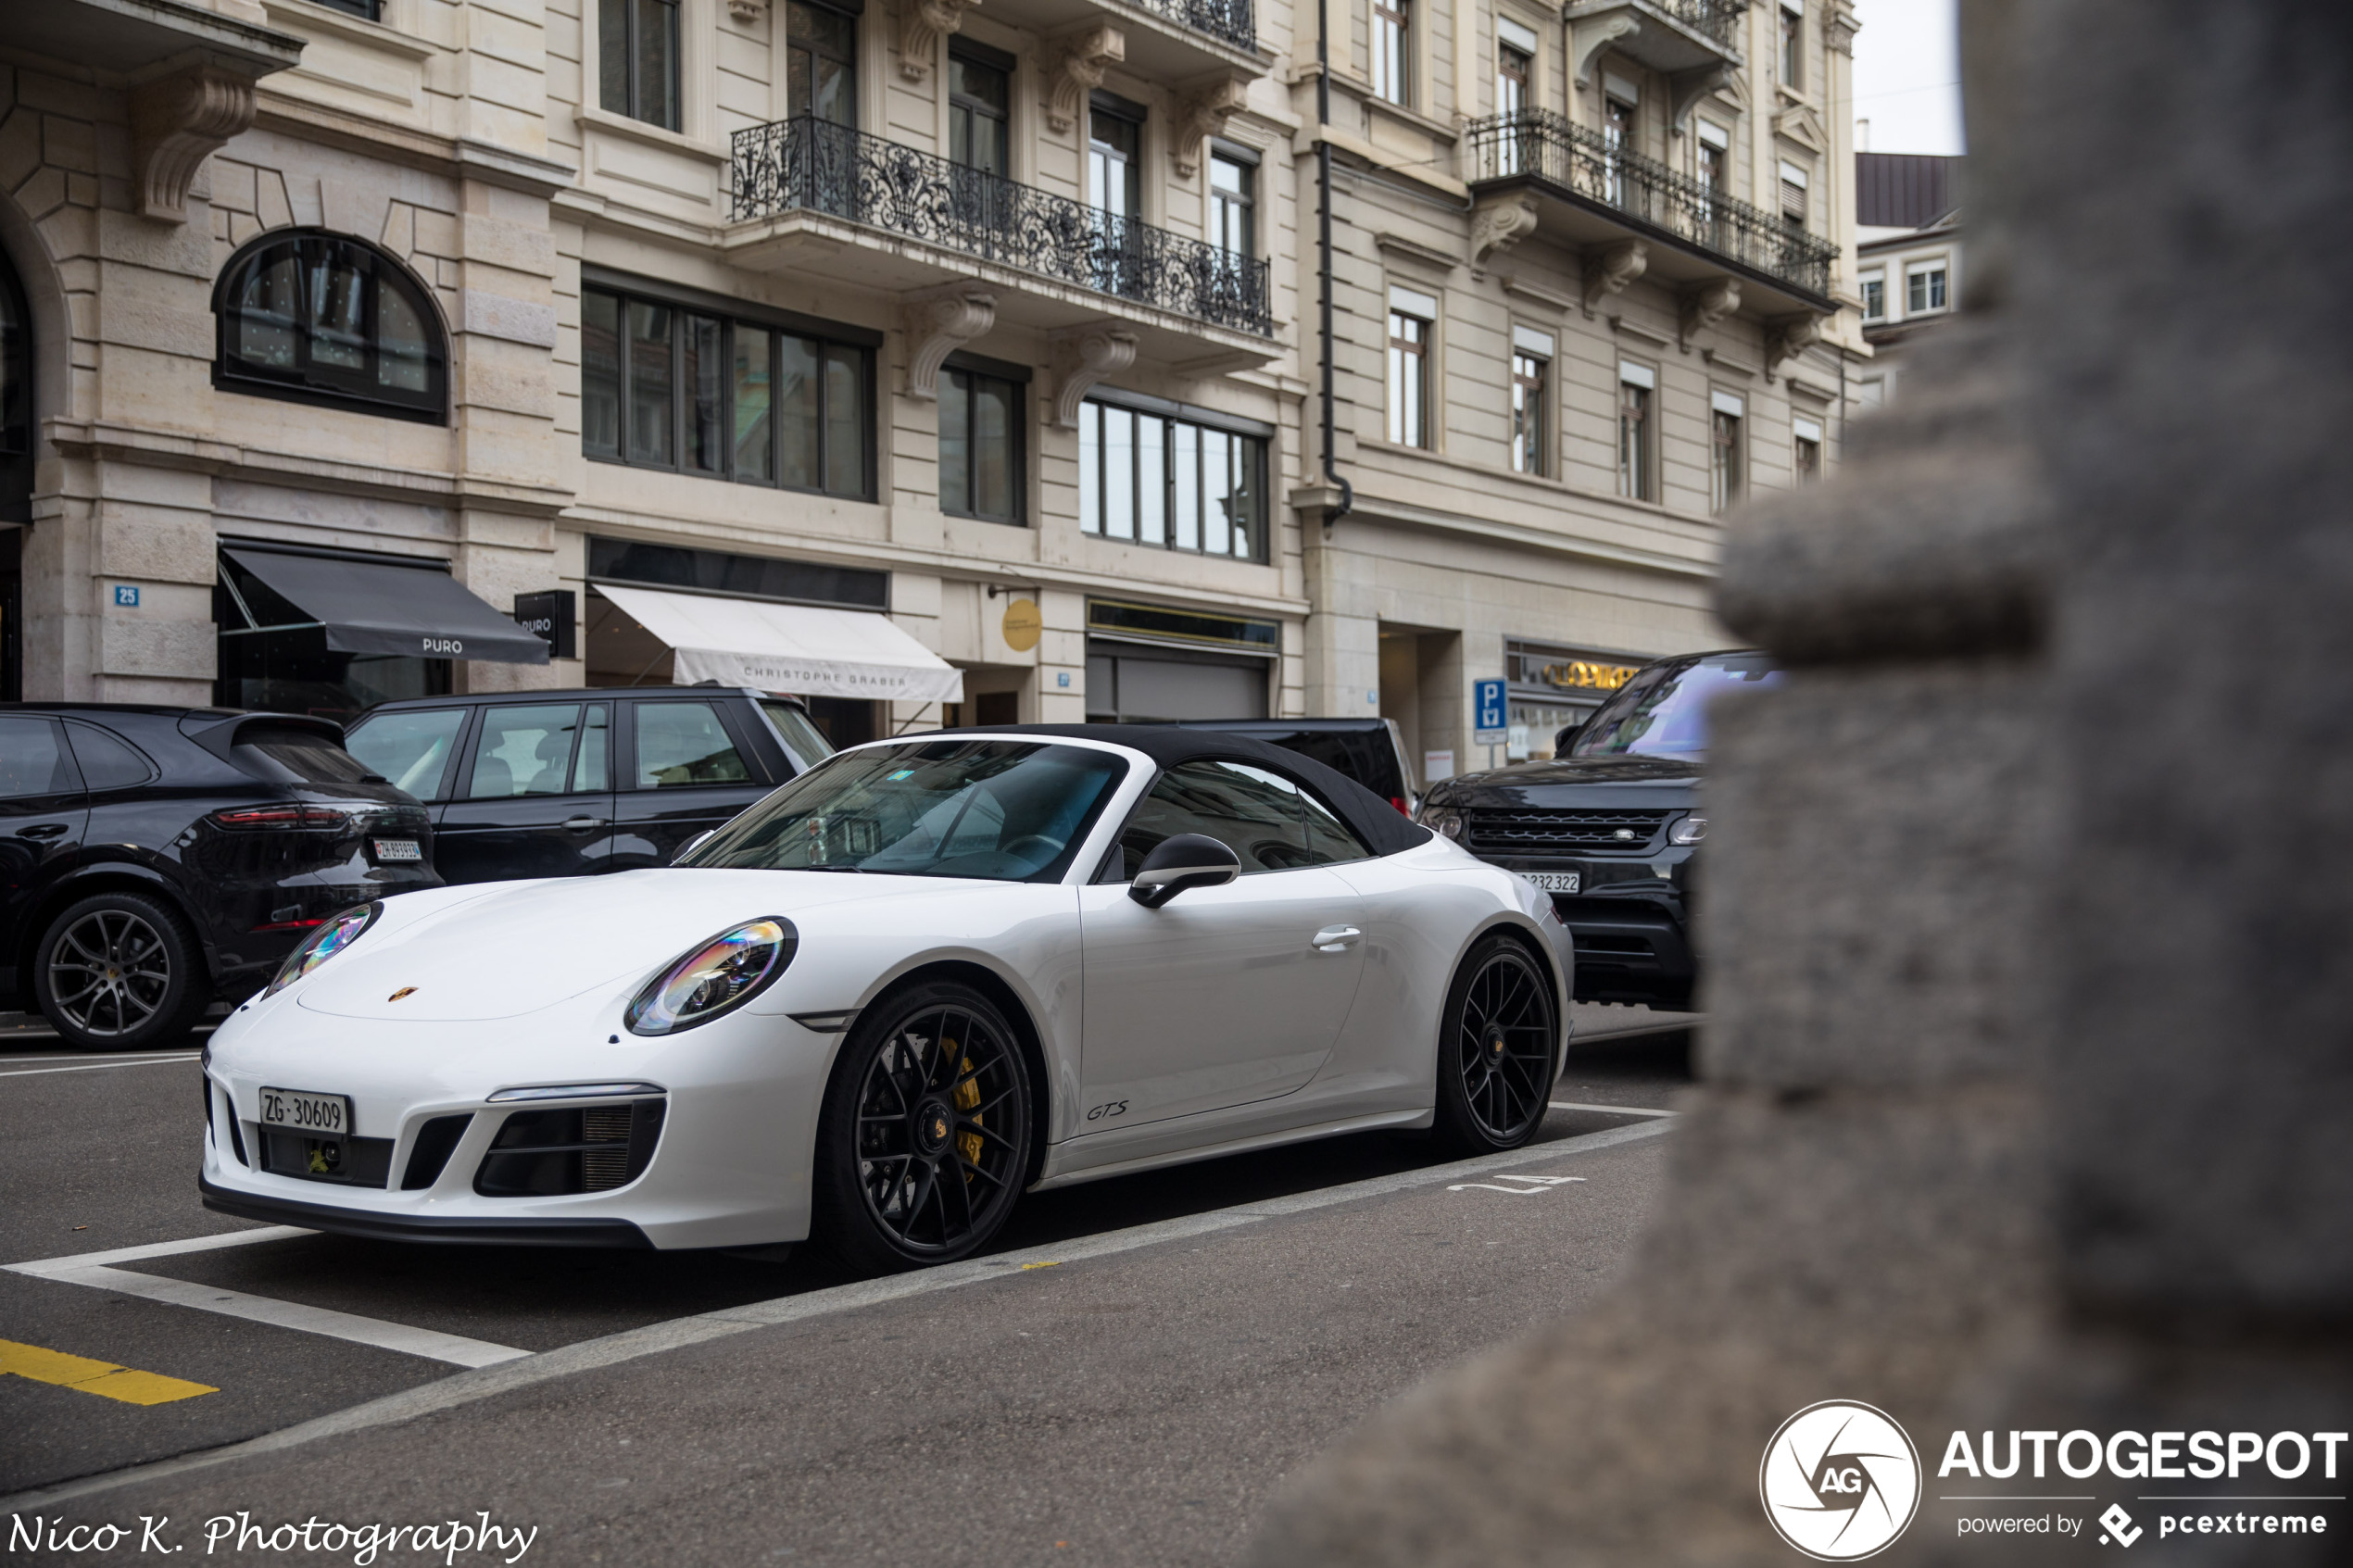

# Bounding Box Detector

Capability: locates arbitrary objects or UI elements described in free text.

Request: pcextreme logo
[1761,1400,1924,1561]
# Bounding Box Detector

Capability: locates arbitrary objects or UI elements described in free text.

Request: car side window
[633,701,750,789]
[572,704,610,791]
[346,708,467,800]
[1298,784,1372,864]
[467,705,585,798]
[62,722,157,792]
[1118,759,1318,876]
[0,717,76,799]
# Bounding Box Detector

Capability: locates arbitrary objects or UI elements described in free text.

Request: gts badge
[1086,1100,1128,1123]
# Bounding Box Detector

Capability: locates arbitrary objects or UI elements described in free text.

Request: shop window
[941,362,1024,524]
[213,230,446,423]
[583,284,872,498]
[1079,399,1267,560]
[602,0,682,130]
[213,548,451,724]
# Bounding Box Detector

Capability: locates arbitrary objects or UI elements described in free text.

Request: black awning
[223,547,550,665]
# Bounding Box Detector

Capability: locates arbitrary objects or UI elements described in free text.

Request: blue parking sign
[1473,678,1507,744]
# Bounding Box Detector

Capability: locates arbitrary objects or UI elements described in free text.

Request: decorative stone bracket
[1051,326,1138,428]
[727,0,769,23]
[1580,240,1648,317]
[903,288,998,399]
[1047,26,1125,136]
[1469,194,1539,270]
[130,63,258,223]
[1766,311,1823,377]
[1667,63,1735,135]
[1570,13,1639,88]
[1680,277,1742,347]
[897,0,982,82]
[1172,77,1252,179]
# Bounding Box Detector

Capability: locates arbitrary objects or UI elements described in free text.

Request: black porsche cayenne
[1,705,440,1050]
[1415,649,1780,1010]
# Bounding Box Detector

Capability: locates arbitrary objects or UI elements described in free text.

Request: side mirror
[1128,834,1240,908]
[673,829,717,865]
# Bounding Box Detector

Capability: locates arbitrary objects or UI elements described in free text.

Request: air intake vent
[401,1114,474,1190]
[474,1099,665,1198]
[1467,809,1669,853]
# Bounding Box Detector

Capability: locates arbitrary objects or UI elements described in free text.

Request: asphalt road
[1,1005,1692,1564]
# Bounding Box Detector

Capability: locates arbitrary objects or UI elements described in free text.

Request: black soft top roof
[925,723,1432,859]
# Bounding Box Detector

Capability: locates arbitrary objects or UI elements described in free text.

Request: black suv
[343,686,832,884]
[1415,650,1780,1010]
[1,705,439,1050]
[1167,719,1418,813]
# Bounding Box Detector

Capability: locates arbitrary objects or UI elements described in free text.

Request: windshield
[680,739,1127,883]
[1567,652,1782,759]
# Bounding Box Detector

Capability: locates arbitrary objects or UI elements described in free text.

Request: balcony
[727,118,1275,351]
[982,0,1265,81]
[1566,0,1746,78]
[1464,109,1836,310]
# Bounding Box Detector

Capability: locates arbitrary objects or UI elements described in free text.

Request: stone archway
[0,187,70,701]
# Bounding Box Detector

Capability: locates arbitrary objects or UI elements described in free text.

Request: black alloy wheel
[1433,935,1559,1154]
[812,981,1034,1273]
[33,892,211,1052]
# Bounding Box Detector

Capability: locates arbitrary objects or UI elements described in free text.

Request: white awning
[593,583,965,704]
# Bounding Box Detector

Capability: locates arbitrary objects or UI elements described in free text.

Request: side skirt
[1027,1107,1437,1193]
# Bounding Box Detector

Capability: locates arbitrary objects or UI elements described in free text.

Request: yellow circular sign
[1000,598,1042,653]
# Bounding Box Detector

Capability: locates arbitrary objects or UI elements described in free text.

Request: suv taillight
[212,805,350,831]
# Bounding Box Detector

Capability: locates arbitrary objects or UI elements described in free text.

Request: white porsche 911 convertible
[200,726,1572,1273]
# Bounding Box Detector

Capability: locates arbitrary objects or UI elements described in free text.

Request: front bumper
[1494,847,1696,1007]
[199,996,842,1251]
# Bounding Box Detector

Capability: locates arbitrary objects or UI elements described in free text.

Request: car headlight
[625,919,797,1036]
[1671,815,1708,846]
[265,902,380,996]
[1420,806,1466,841]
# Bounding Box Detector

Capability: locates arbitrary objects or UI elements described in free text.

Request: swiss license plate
[259,1086,351,1136]
[372,838,422,862]
[1523,872,1581,894]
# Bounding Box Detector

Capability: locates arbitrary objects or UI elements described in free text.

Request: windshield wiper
[797,863,867,873]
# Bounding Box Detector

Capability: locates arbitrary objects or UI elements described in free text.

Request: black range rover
[1415,649,1780,1010]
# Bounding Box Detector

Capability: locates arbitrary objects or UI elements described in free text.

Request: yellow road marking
[1018,1261,1063,1271]
[0,1338,216,1405]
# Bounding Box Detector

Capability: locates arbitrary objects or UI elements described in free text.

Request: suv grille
[1467,809,1669,854]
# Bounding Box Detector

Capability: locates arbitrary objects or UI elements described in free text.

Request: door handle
[17,823,69,839]
[561,816,609,833]
[1311,925,1362,952]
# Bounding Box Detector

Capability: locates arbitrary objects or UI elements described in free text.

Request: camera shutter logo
[1759,1400,1922,1561]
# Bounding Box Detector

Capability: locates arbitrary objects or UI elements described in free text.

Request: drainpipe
[1315,0,1353,524]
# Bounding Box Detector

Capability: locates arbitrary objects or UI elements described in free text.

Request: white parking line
[0,1055,201,1079]
[8,1226,527,1370]
[0,1115,1675,1512]
[1548,1100,1679,1118]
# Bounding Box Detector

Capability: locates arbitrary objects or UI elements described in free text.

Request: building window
[1372,0,1412,105]
[600,0,681,131]
[1793,416,1823,483]
[1078,399,1268,560]
[1860,270,1886,321]
[1780,159,1810,230]
[1511,325,1552,476]
[582,283,871,497]
[1906,260,1949,314]
[309,0,382,16]
[940,362,1023,523]
[1617,361,1654,502]
[1710,392,1744,512]
[1386,286,1434,448]
[1603,85,1637,205]
[1495,23,1532,114]
[1697,126,1728,197]
[213,230,447,423]
[1210,151,1254,259]
[1779,0,1804,91]
[948,45,1011,175]
[786,0,858,126]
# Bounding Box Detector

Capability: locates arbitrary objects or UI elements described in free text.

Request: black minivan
[343,686,832,883]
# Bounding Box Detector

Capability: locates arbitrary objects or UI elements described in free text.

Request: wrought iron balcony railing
[732,117,1274,338]
[1628,0,1745,51]
[1133,0,1257,52]
[1464,108,1836,301]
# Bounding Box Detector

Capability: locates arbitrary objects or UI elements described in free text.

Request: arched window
[213,230,447,422]
[1,242,31,523]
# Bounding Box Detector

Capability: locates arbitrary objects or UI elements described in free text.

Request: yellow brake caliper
[950,1047,982,1169]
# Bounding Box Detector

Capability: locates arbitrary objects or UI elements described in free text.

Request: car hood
[1439,753,1703,809]
[291,869,924,1022]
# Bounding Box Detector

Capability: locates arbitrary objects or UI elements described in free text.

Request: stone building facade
[1854,148,1960,408]
[0,0,1864,763]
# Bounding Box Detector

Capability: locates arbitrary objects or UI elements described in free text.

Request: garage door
[1086,646,1269,721]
